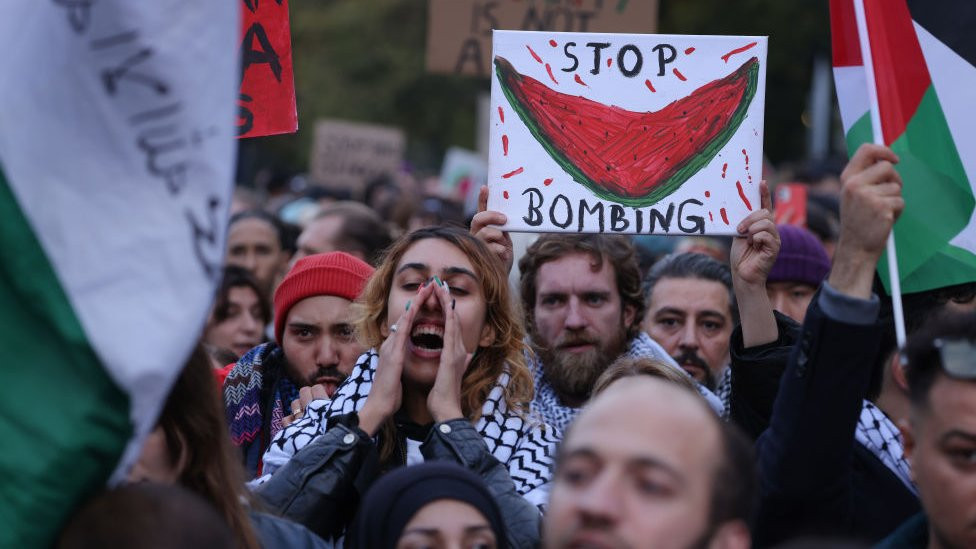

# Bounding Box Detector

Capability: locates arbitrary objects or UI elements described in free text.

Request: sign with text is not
[427,0,658,78]
[488,30,767,235]
[310,119,406,196]
[238,0,298,138]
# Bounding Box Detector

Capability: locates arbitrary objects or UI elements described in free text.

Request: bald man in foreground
[543,377,756,549]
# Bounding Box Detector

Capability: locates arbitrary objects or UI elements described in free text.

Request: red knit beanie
[273,252,374,344]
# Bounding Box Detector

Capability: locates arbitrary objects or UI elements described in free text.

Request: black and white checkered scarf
[855,400,916,494]
[528,332,726,432]
[257,350,559,506]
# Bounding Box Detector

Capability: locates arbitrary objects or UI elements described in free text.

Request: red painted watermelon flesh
[494,56,759,206]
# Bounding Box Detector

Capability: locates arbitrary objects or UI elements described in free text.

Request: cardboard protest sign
[488,30,767,235]
[310,119,406,196]
[238,0,298,138]
[427,0,657,78]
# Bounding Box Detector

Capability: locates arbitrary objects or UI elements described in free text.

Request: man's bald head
[545,377,754,549]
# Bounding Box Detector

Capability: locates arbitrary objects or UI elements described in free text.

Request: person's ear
[479,321,496,348]
[623,303,637,330]
[172,430,190,479]
[707,520,751,549]
[891,352,910,392]
[899,418,916,483]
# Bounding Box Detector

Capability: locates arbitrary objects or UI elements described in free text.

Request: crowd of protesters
[62,142,976,549]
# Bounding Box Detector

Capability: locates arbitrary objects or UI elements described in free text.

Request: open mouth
[410,324,444,355]
[559,340,596,353]
[314,376,343,397]
[681,362,706,380]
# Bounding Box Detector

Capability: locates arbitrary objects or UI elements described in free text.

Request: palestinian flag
[831,0,976,293]
[0,3,238,545]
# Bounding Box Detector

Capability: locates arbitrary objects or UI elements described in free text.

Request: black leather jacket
[255,413,541,548]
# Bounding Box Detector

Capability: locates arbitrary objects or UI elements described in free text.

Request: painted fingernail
[434,275,442,286]
[451,298,456,310]
[406,300,411,311]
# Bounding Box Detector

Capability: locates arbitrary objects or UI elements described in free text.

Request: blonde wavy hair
[353,226,533,423]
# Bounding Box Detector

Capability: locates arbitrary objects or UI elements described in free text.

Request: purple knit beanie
[768,224,831,287]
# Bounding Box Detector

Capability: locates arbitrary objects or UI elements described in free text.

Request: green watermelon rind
[494,56,760,208]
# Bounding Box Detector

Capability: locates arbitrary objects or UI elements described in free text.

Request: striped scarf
[223,343,300,447]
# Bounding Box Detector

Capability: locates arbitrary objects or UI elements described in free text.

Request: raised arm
[754,143,904,544]
[730,180,781,348]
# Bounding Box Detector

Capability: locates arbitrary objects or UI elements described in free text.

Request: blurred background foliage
[238,0,831,185]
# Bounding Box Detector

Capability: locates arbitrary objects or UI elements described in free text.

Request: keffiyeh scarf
[224,343,300,446]
[259,350,560,502]
[528,332,726,431]
[855,400,916,494]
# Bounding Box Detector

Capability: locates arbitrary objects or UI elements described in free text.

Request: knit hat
[768,224,831,287]
[273,252,374,344]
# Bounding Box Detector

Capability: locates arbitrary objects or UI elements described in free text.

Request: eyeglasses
[933,338,976,379]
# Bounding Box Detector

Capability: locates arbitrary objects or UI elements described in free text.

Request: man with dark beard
[223,252,373,477]
[643,252,737,412]
[519,234,722,431]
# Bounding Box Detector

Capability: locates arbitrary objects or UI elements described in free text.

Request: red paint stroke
[498,106,505,123]
[720,208,730,225]
[709,211,714,222]
[502,167,524,179]
[549,39,558,47]
[704,190,711,198]
[527,45,543,64]
[543,178,553,186]
[503,190,510,199]
[742,149,752,182]
[673,68,687,81]
[644,79,656,92]
[545,63,559,85]
[721,163,728,178]
[685,47,695,55]
[502,134,509,156]
[736,180,753,210]
[721,41,758,63]
[574,74,588,87]
[607,57,612,68]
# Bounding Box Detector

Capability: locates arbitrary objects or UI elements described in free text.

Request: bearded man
[519,234,722,431]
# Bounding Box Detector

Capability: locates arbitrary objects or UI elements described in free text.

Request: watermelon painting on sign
[488,31,767,235]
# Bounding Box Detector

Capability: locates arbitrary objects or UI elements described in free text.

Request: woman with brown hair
[128,344,328,548]
[253,226,557,547]
[202,265,271,361]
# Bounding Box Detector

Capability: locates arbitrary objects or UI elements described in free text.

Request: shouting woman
[254,226,557,547]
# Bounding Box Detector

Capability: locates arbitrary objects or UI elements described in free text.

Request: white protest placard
[488,31,767,235]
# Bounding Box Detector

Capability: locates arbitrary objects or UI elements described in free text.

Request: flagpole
[852,0,907,349]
